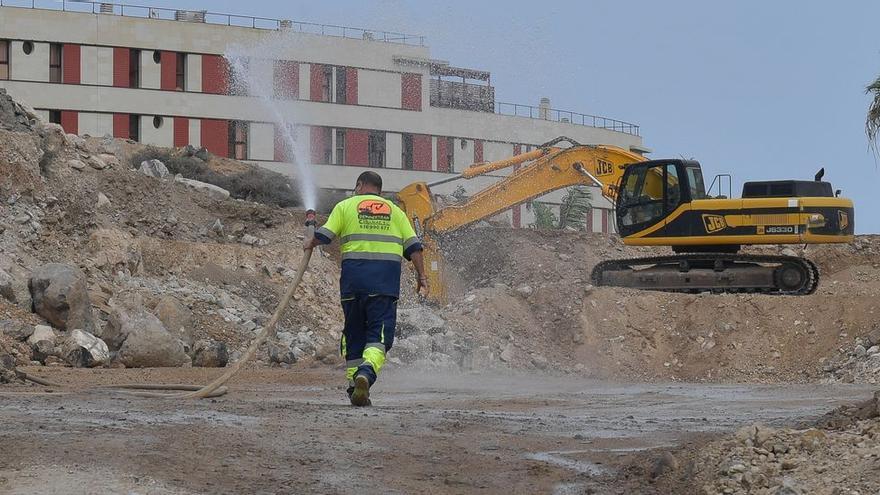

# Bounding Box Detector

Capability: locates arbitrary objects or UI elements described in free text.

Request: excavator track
[590,254,819,295]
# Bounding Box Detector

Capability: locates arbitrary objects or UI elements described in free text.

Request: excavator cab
[615,159,706,238]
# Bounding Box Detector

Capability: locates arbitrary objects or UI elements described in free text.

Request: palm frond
[865,75,880,154]
[557,186,592,230]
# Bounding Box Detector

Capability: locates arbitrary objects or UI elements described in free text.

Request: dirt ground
[0,367,874,495]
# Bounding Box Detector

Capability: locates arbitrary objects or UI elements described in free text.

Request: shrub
[130,147,301,207]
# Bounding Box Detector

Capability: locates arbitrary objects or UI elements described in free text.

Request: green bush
[130,147,301,207]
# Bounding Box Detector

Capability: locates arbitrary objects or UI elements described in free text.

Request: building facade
[0,2,647,232]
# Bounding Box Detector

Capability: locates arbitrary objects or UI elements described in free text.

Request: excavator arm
[398,138,646,302]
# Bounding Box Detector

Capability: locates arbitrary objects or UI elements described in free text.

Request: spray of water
[224,35,317,210]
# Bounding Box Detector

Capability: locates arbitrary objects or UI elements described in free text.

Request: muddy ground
[0,367,874,495]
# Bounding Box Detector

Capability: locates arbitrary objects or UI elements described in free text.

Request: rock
[240,234,268,247]
[175,176,230,200]
[28,263,97,333]
[88,155,108,170]
[268,342,298,365]
[96,192,111,208]
[211,219,224,235]
[0,265,30,309]
[854,344,867,358]
[62,329,109,368]
[515,284,533,297]
[865,327,880,347]
[31,339,57,363]
[735,425,757,445]
[138,159,169,178]
[727,463,747,474]
[28,325,56,346]
[0,269,16,303]
[152,296,194,347]
[97,153,120,168]
[68,159,86,170]
[867,345,880,356]
[754,425,776,447]
[116,313,189,367]
[87,229,143,275]
[799,428,826,451]
[191,340,228,367]
[532,354,549,369]
[781,247,798,258]
[0,319,34,341]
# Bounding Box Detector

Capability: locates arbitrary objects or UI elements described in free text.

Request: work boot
[350,374,371,407]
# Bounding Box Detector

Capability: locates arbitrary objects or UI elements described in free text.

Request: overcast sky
[137,0,880,232]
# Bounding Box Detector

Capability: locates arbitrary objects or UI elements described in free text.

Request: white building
[0,2,647,231]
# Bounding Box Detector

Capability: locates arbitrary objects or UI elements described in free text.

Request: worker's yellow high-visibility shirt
[314,194,422,297]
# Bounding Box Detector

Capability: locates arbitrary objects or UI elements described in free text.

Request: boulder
[0,265,31,309]
[191,339,228,368]
[0,268,17,303]
[97,153,120,168]
[68,159,86,170]
[139,159,169,179]
[28,324,56,346]
[29,263,97,333]
[0,319,34,341]
[152,296,194,347]
[174,176,230,200]
[62,329,109,368]
[30,339,57,364]
[88,155,108,170]
[116,313,189,368]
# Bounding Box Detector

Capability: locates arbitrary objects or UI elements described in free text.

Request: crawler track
[591,254,819,295]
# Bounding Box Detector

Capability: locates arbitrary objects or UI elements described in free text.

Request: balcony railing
[494,102,640,136]
[0,0,426,46]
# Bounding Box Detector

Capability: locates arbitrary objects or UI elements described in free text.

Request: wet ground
[0,366,874,494]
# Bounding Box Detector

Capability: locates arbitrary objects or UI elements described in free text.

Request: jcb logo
[703,214,727,233]
[596,159,614,176]
[838,211,849,231]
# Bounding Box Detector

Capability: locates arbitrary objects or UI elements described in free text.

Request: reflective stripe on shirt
[340,233,404,245]
[341,252,402,262]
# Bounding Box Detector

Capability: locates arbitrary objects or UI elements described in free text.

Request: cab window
[618,163,682,228]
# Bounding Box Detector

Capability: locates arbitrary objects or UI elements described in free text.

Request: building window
[48,110,61,125]
[49,43,62,83]
[368,131,386,168]
[129,49,141,88]
[175,53,186,91]
[335,129,346,165]
[401,133,413,170]
[320,127,332,164]
[335,67,347,104]
[129,114,140,142]
[0,40,8,80]
[446,137,455,170]
[22,41,33,55]
[229,121,249,160]
[321,66,333,102]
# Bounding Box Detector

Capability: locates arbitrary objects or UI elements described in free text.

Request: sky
[139,0,880,232]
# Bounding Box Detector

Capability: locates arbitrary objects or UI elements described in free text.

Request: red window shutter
[200,119,229,157]
[401,73,422,111]
[585,208,593,232]
[62,44,80,84]
[345,129,369,167]
[173,117,189,147]
[59,111,78,134]
[310,64,324,102]
[512,205,521,228]
[601,209,609,233]
[160,51,176,90]
[412,134,432,171]
[474,140,484,163]
[310,126,327,163]
[345,68,358,105]
[274,61,299,99]
[112,113,129,139]
[202,55,228,95]
[112,47,129,88]
[436,137,449,173]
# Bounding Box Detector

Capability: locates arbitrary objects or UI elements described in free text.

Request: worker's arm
[409,249,428,296]
[303,204,344,250]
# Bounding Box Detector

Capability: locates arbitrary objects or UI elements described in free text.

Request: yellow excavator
[398,137,854,303]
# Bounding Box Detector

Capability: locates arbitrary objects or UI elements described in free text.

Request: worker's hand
[416,276,429,297]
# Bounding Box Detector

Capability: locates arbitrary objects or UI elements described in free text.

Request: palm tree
[557,186,592,230]
[866,75,880,152]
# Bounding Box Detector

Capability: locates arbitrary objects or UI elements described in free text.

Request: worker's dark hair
[356,171,383,192]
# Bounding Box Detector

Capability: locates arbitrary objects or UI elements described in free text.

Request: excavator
[398,137,854,303]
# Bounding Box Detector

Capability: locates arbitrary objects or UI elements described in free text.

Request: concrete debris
[116,312,189,368]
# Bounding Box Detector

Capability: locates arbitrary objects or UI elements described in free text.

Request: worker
[304,171,428,407]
